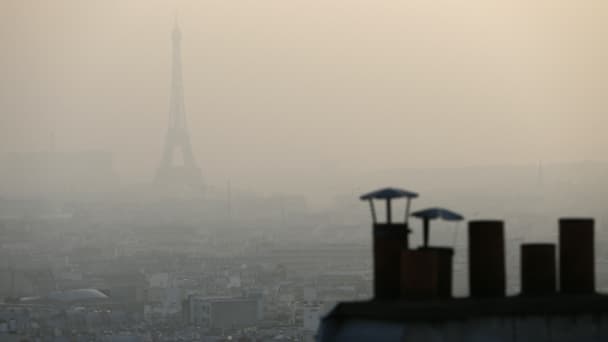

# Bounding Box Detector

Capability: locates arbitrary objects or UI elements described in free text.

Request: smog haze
[1,0,606,203]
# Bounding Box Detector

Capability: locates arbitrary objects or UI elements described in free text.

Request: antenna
[227,180,232,222]
[10,264,15,299]
[538,160,544,188]
[49,131,56,152]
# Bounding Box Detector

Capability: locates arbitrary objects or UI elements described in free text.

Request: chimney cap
[412,207,464,221]
[360,187,419,201]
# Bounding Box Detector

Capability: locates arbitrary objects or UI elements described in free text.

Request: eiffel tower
[155,22,203,189]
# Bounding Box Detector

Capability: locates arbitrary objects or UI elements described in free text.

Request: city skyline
[0,2,607,341]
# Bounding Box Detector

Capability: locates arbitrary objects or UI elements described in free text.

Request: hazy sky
[0,0,606,196]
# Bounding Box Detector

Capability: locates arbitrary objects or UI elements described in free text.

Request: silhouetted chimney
[400,207,462,299]
[374,223,408,299]
[559,218,595,294]
[521,243,556,296]
[401,247,453,299]
[468,220,505,297]
[360,187,418,300]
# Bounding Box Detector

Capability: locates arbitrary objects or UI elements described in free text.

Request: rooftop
[325,294,608,323]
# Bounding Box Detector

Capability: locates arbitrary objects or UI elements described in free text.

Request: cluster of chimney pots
[360,187,596,300]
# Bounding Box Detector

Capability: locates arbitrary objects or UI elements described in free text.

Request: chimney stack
[521,243,556,295]
[360,187,418,300]
[359,187,600,301]
[374,223,408,299]
[401,208,463,299]
[401,247,453,299]
[468,220,505,297]
[559,218,595,294]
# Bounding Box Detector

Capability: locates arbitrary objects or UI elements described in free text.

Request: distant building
[18,288,110,306]
[301,303,322,332]
[144,287,182,319]
[148,272,170,288]
[184,295,261,330]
